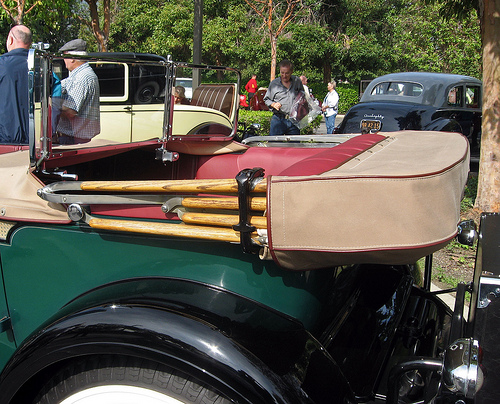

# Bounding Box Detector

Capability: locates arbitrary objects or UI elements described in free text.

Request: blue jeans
[325,113,337,134]
[270,114,300,136]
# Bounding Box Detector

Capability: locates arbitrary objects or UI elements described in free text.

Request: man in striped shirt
[55,39,100,144]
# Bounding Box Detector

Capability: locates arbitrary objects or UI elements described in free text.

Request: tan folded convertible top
[267,131,469,270]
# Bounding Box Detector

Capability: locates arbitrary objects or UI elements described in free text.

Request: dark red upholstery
[0,145,29,155]
[279,133,385,176]
[195,134,386,179]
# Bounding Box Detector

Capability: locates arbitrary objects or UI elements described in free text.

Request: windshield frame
[28,51,241,169]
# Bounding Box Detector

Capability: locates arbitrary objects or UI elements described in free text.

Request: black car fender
[423,116,463,133]
[0,277,355,404]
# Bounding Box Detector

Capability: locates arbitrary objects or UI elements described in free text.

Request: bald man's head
[6,25,32,52]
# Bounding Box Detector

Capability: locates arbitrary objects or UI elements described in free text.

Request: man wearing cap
[55,39,100,144]
[0,25,32,143]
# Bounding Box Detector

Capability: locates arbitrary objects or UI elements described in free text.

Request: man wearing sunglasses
[0,24,32,144]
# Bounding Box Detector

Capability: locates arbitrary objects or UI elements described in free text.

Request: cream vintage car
[52,52,238,143]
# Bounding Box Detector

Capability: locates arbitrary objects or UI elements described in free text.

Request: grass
[460,174,477,212]
[433,266,464,289]
[428,174,478,295]
[445,239,475,253]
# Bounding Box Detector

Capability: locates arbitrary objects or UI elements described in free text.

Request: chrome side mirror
[457,220,478,246]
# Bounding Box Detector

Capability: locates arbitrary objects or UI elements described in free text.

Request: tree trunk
[475,0,500,212]
[86,0,109,52]
[323,62,331,84]
[270,34,277,81]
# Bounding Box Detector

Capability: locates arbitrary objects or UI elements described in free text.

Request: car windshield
[28,51,240,167]
[371,81,423,97]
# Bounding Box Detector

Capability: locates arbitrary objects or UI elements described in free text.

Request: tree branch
[0,0,17,22]
[24,0,41,15]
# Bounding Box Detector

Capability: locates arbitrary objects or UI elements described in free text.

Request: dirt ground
[431,208,482,290]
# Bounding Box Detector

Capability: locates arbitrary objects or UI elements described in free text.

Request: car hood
[338,102,429,134]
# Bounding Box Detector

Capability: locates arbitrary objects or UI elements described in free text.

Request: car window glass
[175,78,193,100]
[92,62,126,99]
[371,82,389,95]
[447,86,463,107]
[466,86,480,108]
[371,81,423,97]
[407,84,423,96]
[388,82,404,95]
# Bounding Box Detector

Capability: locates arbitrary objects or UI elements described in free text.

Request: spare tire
[134,81,160,104]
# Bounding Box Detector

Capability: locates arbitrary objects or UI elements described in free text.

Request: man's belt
[274,111,290,120]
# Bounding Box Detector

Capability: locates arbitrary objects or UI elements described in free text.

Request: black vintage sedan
[336,72,482,161]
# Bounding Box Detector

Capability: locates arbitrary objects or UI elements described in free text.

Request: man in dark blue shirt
[0,25,32,143]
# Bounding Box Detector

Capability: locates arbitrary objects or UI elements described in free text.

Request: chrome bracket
[478,276,500,309]
[155,148,179,163]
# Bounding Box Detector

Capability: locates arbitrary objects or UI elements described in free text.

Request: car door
[129,63,166,142]
[91,61,133,143]
[444,83,482,156]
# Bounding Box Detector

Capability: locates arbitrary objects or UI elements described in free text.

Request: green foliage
[387,1,481,78]
[0,19,10,52]
[0,0,79,53]
[302,114,322,135]
[203,6,249,67]
[306,83,358,114]
[238,109,321,136]
[0,0,482,92]
[308,82,326,101]
[238,110,273,135]
[319,0,407,81]
[424,0,478,20]
[461,175,478,212]
[110,0,194,60]
[446,239,476,252]
[465,175,478,200]
[279,23,334,83]
[336,84,358,114]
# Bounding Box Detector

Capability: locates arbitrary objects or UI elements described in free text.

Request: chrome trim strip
[38,182,177,206]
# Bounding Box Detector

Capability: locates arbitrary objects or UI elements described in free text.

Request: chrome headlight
[443,338,484,398]
[457,220,478,246]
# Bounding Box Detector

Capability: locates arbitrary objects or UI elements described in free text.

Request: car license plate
[360,120,381,132]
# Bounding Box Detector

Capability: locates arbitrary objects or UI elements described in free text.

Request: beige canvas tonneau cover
[267,131,469,270]
[0,150,69,223]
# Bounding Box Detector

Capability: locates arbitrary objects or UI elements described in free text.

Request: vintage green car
[0,50,495,404]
